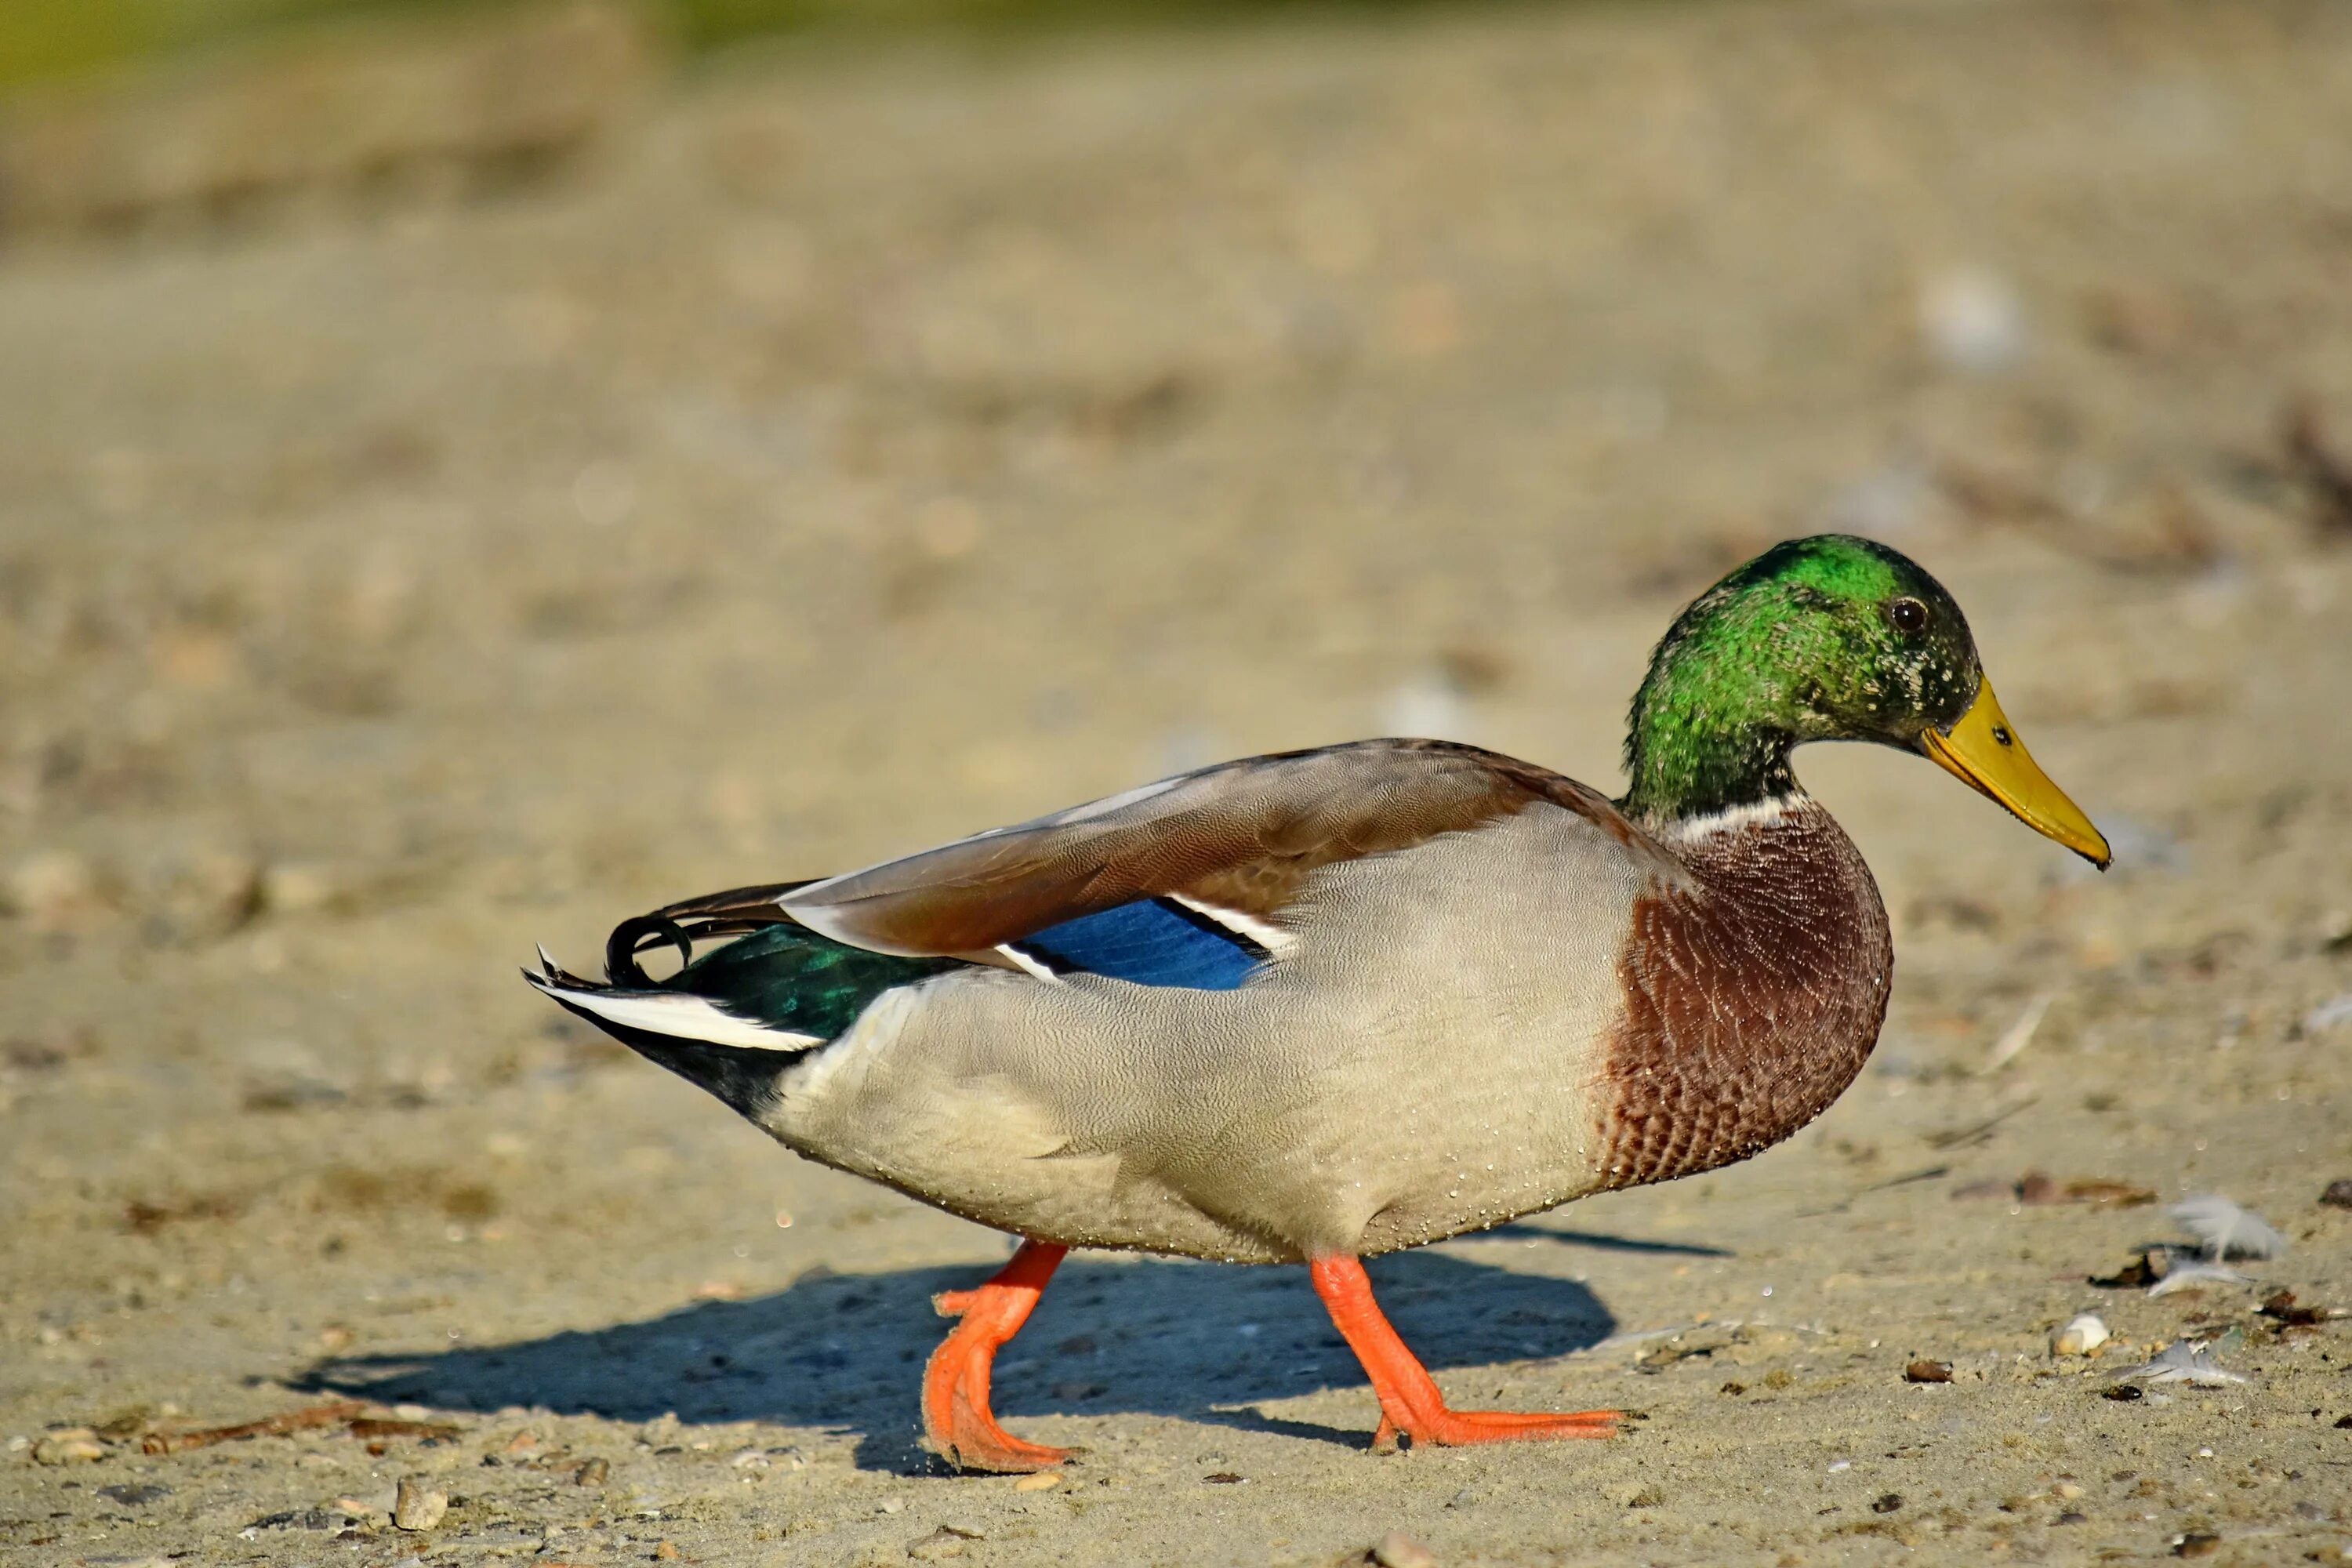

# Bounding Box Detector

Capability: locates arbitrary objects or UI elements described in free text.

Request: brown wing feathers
[776,739,1629,958]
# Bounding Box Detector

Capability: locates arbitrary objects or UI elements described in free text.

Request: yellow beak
[1920,677,2111,869]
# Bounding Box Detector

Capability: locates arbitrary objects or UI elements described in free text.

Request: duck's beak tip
[1921,677,2111,868]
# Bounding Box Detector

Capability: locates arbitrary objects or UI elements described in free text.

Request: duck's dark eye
[1889,597,1929,634]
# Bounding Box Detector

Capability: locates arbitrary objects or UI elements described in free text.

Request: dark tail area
[539,988,804,1119]
[632,919,967,1040]
[527,884,966,1118]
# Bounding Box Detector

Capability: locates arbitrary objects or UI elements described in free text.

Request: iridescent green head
[1621,535,2110,866]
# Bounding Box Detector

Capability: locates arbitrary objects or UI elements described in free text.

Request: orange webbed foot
[920,1241,1073,1474]
[1310,1254,1624,1453]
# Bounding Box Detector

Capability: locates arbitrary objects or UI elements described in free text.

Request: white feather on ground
[2107,1341,2252,1387]
[2168,1194,2288,1259]
[1982,991,2055,1073]
[2147,1261,2256,1297]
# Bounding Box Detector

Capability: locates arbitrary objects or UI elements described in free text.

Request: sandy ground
[6,0,2352,1562]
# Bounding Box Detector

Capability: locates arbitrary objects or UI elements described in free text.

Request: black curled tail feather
[604,913,694,985]
[604,879,818,984]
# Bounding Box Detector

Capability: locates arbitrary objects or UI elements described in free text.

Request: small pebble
[574,1457,608,1486]
[908,1524,984,1561]
[258,861,351,916]
[2320,1179,2352,1210]
[2052,1313,2111,1357]
[1918,267,2024,374]
[1012,1470,1064,1492]
[34,1428,106,1465]
[4,850,108,933]
[2175,1532,2221,1559]
[1904,1359,1953,1384]
[391,1478,448,1531]
[1371,1530,1439,1568]
[1871,1494,1904,1514]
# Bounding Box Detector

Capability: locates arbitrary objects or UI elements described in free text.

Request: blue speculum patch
[1014,898,1264,989]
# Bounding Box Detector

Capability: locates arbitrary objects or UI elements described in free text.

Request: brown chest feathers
[1596,797,1893,1190]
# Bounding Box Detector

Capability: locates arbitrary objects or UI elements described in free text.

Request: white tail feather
[525,969,819,1052]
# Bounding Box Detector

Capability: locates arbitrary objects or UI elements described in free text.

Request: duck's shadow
[296,1250,1617,1472]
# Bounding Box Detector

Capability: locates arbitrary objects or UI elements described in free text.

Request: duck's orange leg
[1309,1255,1621,1451]
[921,1240,1070,1472]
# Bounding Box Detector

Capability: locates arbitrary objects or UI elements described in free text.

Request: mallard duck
[527,534,2107,1472]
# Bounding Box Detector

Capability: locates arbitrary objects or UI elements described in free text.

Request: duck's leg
[921,1240,1070,1472]
[1309,1255,1621,1451]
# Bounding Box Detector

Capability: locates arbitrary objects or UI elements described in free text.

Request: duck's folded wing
[764,739,1630,979]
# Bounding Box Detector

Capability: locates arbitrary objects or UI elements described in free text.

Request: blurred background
[3,0,2352,1551]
